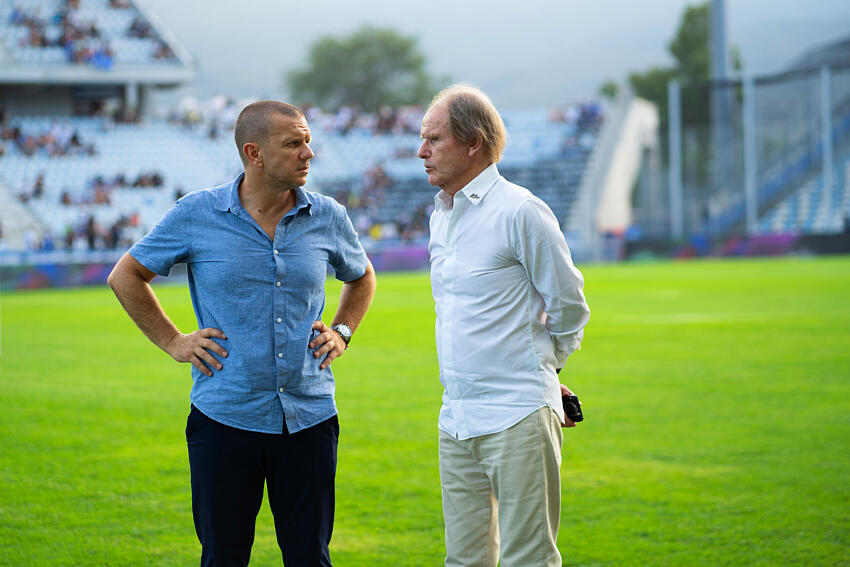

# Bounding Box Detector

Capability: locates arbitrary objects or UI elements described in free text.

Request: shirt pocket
[300,328,335,397]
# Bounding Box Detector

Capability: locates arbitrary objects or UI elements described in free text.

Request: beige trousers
[439,407,564,567]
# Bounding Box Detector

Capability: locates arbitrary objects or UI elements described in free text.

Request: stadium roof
[786,34,850,72]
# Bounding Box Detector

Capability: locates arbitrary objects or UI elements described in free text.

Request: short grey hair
[234,100,304,165]
[427,84,507,163]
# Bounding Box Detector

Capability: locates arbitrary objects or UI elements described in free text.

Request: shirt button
[273,249,279,255]
[277,352,283,358]
[276,317,282,323]
[275,281,281,287]
[278,387,284,393]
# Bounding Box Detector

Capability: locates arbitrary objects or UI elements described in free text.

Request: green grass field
[1,256,849,566]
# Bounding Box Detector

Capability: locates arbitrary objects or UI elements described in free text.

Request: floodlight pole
[667,79,683,240]
[820,66,834,199]
[710,0,733,234]
[742,76,758,235]
[710,0,729,82]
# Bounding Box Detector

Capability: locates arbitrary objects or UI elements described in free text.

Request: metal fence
[655,63,850,241]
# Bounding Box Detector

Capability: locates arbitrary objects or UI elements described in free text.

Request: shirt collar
[460,163,499,206]
[435,163,500,210]
[214,172,244,212]
[216,171,313,216]
[291,185,314,216]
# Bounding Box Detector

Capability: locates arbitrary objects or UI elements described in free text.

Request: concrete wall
[596,98,659,232]
[0,85,74,116]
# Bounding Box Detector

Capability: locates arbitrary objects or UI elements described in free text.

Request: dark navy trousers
[186,405,338,567]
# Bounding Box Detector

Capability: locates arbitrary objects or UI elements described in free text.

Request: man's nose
[303,144,315,160]
[417,140,428,159]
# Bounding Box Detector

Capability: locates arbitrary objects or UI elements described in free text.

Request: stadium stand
[758,156,850,234]
[0,102,603,250]
[0,0,606,259]
[0,0,179,67]
[697,83,850,237]
[683,36,850,240]
[0,0,196,251]
[0,111,248,249]
[0,1,606,257]
[1,0,848,268]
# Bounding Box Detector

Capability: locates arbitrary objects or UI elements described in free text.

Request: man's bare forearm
[107,252,180,353]
[107,253,227,376]
[331,261,376,332]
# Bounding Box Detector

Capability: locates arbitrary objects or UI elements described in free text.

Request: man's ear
[468,130,484,157]
[243,142,263,167]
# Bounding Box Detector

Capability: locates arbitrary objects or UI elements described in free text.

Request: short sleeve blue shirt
[129,173,369,434]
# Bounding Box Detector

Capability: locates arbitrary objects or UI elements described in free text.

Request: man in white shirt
[419,84,590,567]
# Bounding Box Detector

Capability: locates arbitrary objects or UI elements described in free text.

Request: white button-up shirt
[429,164,590,440]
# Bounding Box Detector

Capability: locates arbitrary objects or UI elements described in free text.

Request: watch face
[334,324,352,342]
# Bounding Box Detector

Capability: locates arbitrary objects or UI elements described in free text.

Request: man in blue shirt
[107,100,376,566]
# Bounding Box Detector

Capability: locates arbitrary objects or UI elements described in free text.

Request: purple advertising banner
[1,243,431,291]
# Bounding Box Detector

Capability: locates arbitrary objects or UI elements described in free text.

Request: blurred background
[1,3,849,565]
[1,0,849,285]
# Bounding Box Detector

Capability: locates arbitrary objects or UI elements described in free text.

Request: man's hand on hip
[166,328,228,377]
[310,321,346,370]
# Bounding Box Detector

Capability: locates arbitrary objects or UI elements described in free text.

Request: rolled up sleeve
[128,199,192,276]
[328,204,369,283]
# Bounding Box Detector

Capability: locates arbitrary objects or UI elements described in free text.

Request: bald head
[234,100,305,166]
[427,84,507,164]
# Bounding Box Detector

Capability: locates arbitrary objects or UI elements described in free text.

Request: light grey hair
[427,84,507,163]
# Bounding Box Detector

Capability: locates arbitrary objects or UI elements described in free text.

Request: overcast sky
[142,0,850,110]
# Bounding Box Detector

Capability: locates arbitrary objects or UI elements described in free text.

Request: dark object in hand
[562,394,584,423]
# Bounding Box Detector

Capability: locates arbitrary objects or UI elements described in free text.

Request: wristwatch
[331,323,352,348]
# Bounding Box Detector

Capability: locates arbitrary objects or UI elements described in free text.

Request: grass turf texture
[1,256,849,566]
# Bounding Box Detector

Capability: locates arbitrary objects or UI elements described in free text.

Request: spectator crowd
[1,119,96,157]
[329,163,432,242]
[7,0,175,66]
[15,169,166,206]
[18,212,146,253]
[1,95,603,253]
[167,96,424,139]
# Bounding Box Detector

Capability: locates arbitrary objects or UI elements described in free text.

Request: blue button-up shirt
[129,173,369,434]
